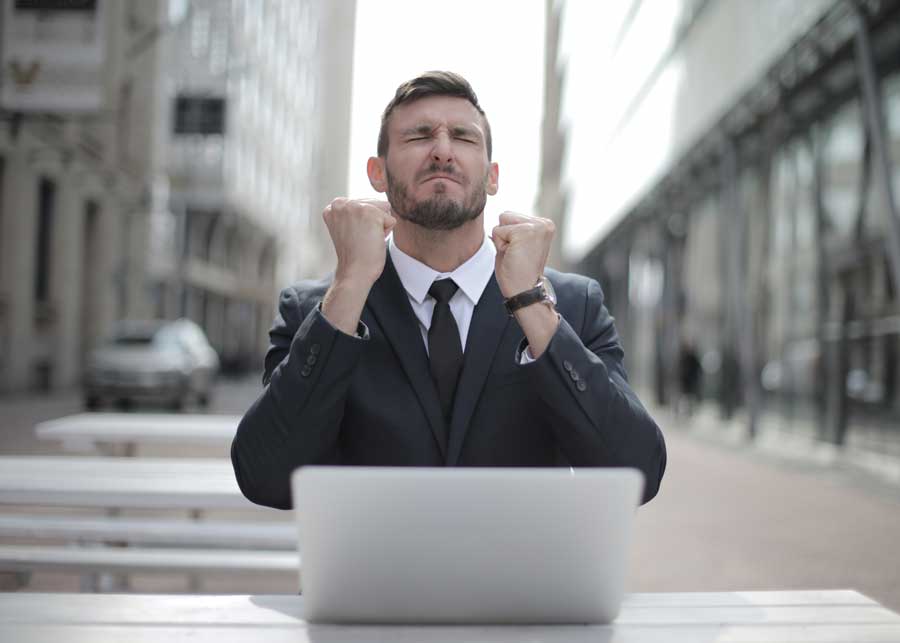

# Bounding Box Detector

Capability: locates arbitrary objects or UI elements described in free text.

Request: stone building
[0,0,356,393]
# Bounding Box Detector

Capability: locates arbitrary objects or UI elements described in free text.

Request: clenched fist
[491,212,556,298]
[323,198,397,287]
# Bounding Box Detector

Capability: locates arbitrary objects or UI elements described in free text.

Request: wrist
[322,279,371,336]
[333,268,378,293]
[499,276,540,300]
[513,305,560,359]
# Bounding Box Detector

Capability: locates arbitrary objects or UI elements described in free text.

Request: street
[1,376,898,611]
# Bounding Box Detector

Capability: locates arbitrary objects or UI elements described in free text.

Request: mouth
[422,174,460,185]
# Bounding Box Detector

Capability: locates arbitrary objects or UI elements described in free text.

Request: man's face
[370,95,498,231]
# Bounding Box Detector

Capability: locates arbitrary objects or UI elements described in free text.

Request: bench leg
[187,508,204,592]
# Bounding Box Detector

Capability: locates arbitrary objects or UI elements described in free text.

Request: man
[232,71,666,509]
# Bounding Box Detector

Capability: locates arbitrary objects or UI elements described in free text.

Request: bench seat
[0,544,300,576]
[0,514,296,550]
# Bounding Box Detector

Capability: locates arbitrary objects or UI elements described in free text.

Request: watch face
[541,276,557,305]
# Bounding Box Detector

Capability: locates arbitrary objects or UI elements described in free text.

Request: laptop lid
[291,466,644,624]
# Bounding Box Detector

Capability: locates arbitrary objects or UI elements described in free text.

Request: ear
[367,157,387,193]
[486,161,499,196]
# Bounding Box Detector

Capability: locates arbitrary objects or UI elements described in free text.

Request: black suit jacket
[231,253,666,509]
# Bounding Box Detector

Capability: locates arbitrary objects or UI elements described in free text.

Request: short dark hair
[377,71,492,160]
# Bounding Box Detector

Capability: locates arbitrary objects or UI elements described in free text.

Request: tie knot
[429,279,459,304]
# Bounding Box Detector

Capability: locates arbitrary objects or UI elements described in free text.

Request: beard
[386,163,487,231]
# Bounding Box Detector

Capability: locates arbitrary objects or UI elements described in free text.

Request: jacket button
[563,360,573,372]
[576,380,587,392]
[310,344,321,355]
[306,354,317,366]
[301,365,312,377]
[569,370,580,381]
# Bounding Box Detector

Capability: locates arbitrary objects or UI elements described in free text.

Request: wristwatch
[504,276,557,315]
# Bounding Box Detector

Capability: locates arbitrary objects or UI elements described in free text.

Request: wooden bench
[34,413,240,456]
[0,456,260,510]
[0,514,296,549]
[0,455,295,591]
[0,545,299,576]
[0,544,300,591]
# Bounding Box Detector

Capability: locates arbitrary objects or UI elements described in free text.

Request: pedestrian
[678,339,702,416]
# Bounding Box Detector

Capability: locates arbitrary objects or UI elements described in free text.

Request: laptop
[290,466,644,624]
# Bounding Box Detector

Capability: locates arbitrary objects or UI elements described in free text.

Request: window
[820,100,864,242]
[173,96,226,135]
[117,80,133,166]
[34,177,55,303]
[15,0,96,10]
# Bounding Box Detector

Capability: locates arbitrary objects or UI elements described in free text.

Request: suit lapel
[365,252,448,458]
[446,275,510,465]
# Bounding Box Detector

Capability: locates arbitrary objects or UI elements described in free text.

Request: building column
[0,156,38,393]
[52,174,85,389]
[124,207,151,320]
[853,4,900,301]
[79,198,103,364]
[93,194,122,343]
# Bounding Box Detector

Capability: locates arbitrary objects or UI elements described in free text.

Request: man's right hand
[321,198,397,335]
[324,198,396,285]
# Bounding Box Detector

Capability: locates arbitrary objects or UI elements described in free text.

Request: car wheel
[197,390,211,408]
[84,395,101,410]
[169,395,185,411]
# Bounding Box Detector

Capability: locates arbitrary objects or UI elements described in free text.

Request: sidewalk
[651,398,900,490]
[631,402,900,613]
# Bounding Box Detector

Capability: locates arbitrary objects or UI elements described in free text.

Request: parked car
[84,319,219,410]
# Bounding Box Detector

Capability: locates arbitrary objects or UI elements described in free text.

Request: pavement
[630,403,900,613]
[1,376,898,611]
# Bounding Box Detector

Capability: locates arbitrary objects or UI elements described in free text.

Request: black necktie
[428,279,463,422]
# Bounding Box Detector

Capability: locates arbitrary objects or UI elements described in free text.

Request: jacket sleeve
[525,278,666,504]
[231,285,368,509]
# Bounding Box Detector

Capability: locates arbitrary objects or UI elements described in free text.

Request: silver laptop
[290,466,644,624]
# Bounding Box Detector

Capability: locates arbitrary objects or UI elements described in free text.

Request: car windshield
[111,333,155,346]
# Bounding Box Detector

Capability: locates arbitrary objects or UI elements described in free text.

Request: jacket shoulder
[543,268,608,336]
[544,268,600,302]
[279,275,334,316]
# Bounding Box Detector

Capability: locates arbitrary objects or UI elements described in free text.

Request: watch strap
[504,283,549,315]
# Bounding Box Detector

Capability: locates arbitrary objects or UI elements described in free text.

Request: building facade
[0,0,356,394]
[541,0,900,453]
[152,0,355,371]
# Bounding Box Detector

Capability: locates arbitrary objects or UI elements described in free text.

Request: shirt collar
[388,233,496,306]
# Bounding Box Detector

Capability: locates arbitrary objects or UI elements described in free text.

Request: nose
[431,132,454,164]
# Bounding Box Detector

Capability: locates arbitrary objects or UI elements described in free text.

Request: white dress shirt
[389,234,495,355]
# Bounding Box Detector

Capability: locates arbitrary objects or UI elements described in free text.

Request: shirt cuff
[519,346,537,365]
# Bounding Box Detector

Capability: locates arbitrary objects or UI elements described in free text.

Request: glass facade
[613,69,900,445]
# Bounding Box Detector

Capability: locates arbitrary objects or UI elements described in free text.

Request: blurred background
[0,0,898,608]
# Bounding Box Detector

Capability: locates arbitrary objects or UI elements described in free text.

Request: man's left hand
[491,212,556,298]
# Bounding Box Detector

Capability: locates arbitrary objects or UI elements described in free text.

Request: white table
[0,590,898,642]
[34,413,240,455]
[0,456,258,510]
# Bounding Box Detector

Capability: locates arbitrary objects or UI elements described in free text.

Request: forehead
[389,95,486,134]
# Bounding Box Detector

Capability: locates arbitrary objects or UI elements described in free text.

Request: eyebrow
[400,125,435,138]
